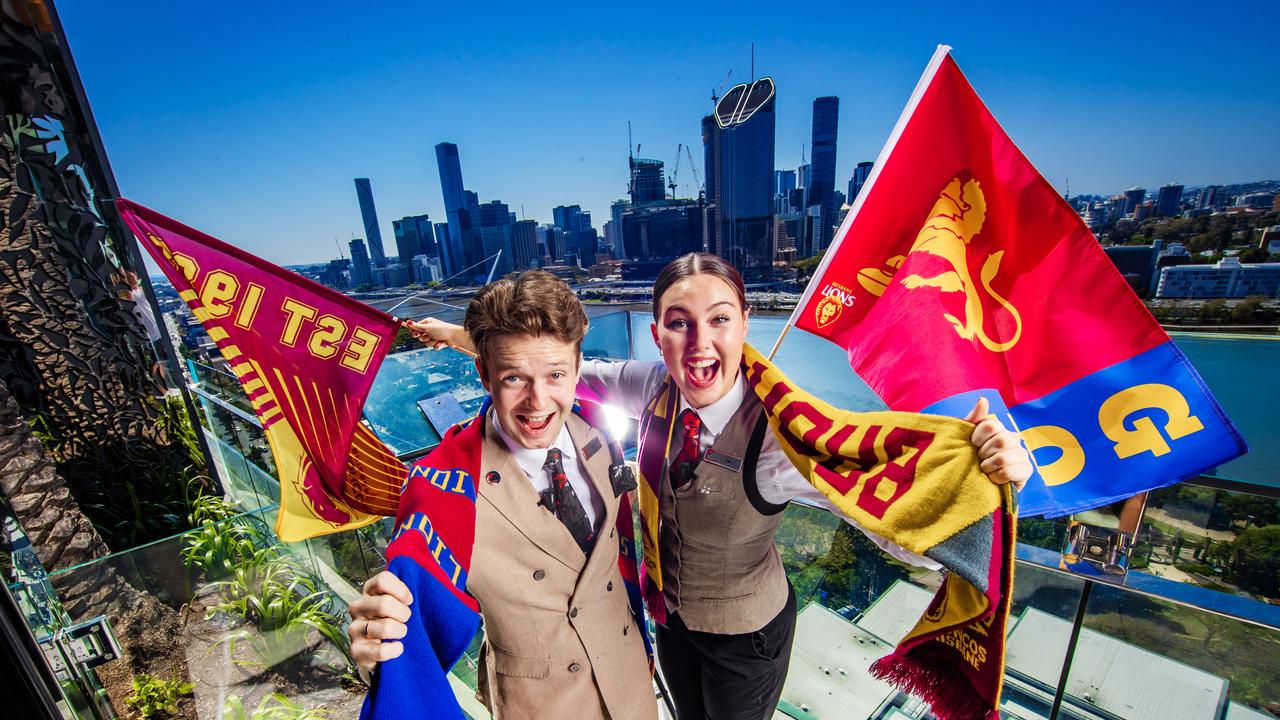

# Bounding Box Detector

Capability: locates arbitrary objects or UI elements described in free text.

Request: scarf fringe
[870,654,999,720]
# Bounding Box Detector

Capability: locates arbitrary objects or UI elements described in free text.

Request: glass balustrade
[6,310,1277,719]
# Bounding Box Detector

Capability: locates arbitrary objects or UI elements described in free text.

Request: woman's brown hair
[464,270,588,364]
[651,252,747,317]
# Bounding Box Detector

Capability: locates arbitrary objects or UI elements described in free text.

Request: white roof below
[1006,608,1228,720]
[853,580,934,644]
[780,603,901,719]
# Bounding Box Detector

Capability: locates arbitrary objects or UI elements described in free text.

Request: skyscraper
[808,96,839,253]
[552,205,588,265]
[511,220,539,270]
[704,77,776,281]
[432,223,451,279]
[1157,183,1184,217]
[434,143,472,277]
[477,200,514,276]
[392,214,435,267]
[609,199,630,257]
[848,161,873,201]
[354,178,387,267]
[774,169,797,196]
[349,238,373,288]
[629,157,666,204]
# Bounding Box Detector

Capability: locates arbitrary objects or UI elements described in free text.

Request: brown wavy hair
[465,270,588,365]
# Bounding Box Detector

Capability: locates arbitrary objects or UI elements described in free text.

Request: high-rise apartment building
[1157,184,1184,217]
[1196,185,1222,210]
[354,178,387,267]
[1124,187,1147,217]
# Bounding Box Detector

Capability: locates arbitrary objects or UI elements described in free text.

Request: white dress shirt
[579,359,940,570]
[488,409,605,531]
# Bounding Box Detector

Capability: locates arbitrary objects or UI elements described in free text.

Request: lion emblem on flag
[857,176,1023,353]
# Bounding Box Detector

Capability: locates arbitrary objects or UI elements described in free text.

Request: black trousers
[655,584,797,720]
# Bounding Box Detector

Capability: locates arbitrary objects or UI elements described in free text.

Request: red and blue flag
[791,47,1246,517]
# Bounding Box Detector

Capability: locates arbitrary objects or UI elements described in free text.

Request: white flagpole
[766,44,954,361]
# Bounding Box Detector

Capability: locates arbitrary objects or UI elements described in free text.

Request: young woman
[371,253,1031,719]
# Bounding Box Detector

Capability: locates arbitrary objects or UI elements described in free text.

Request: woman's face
[650,273,748,409]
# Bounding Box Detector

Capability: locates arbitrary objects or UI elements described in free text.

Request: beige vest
[469,414,657,720]
[658,393,789,634]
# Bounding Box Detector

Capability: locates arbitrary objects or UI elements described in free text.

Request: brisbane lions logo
[857,176,1023,353]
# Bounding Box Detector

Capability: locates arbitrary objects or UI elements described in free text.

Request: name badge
[703,449,743,473]
[582,437,603,460]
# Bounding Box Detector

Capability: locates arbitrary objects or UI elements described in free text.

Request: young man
[349,271,657,720]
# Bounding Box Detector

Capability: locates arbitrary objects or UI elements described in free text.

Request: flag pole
[765,44,953,362]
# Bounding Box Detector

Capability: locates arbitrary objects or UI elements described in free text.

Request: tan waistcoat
[658,393,789,634]
[468,414,657,720]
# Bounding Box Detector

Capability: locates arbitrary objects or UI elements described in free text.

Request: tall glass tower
[808,96,839,255]
[704,77,776,282]
[434,142,472,277]
[353,178,386,267]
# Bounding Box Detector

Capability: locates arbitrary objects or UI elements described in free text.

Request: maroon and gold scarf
[635,345,1015,720]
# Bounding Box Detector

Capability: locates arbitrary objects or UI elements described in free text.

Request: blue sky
[59,1,1280,266]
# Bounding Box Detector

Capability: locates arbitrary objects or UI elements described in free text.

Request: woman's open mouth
[517,412,554,434]
[685,357,720,389]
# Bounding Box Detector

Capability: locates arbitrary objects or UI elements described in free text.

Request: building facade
[392,214,434,267]
[703,77,776,282]
[1156,258,1280,298]
[349,238,373,287]
[434,142,473,278]
[848,160,873,202]
[354,177,387,267]
[808,96,839,253]
[1157,183,1184,217]
[629,157,666,204]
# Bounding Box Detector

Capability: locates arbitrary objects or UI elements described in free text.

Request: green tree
[1238,247,1269,264]
[1221,494,1280,529]
[1199,299,1227,322]
[1229,296,1264,324]
[1230,525,1280,597]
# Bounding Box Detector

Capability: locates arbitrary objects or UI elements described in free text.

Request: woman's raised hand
[964,396,1033,491]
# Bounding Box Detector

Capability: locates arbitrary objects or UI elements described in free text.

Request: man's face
[477,333,579,449]
[650,273,749,409]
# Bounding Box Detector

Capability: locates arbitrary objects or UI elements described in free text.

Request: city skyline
[59,2,1280,266]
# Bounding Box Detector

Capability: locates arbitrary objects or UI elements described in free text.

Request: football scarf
[635,344,1015,720]
[361,399,650,720]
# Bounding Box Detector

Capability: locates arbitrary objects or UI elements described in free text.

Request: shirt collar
[488,408,577,478]
[679,370,746,437]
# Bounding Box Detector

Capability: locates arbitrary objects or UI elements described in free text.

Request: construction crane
[668,143,682,199]
[685,145,702,196]
[711,70,732,103]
